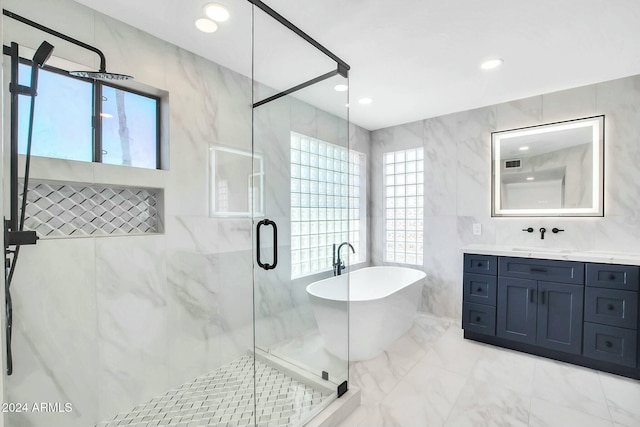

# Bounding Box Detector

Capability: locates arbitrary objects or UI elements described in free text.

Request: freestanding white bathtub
[306,266,426,361]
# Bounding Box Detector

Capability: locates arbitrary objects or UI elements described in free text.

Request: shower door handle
[256,218,277,270]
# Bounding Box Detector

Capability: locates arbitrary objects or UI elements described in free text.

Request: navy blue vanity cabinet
[497,256,585,354]
[462,254,497,336]
[464,253,640,380]
[496,277,537,344]
[496,263,584,354]
[536,281,584,354]
[583,263,639,368]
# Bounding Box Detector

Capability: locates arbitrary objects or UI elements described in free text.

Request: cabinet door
[497,277,537,345]
[536,281,584,354]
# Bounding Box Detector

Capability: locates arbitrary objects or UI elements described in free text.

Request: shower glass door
[251,3,351,424]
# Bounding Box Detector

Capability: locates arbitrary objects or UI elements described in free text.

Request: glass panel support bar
[247,0,350,74]
[253,68,340,108]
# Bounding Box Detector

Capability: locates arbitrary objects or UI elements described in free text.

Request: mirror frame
[491,115,604,217]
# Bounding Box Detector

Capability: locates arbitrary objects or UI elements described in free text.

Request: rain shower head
[68,70,133,81]
[32,40,54,67]
[3,9,134,81]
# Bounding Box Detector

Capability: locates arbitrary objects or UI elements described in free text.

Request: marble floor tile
[334,314,631,427]
[406,313,453,350]
[532,358,610,420]
[377,358,468,427]
[348,332,429,406]
[471,344,538,396]
[599,371,640,426]
[419,327,487,376]
[444,378,531,427]
[529,398,614,427]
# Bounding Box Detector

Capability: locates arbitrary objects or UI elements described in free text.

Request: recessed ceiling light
[195,18,218,33]
[334,84,348,92]
[358,97,373,105]
[526,176,535,181]
[519,146,530,151]
[480,58,503,70]
[204,3,230,22]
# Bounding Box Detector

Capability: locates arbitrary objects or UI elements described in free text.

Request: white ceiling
[73,0,640,131]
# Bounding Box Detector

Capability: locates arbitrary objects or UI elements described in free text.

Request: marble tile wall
[2,0,368,426]
[371,73,640,320]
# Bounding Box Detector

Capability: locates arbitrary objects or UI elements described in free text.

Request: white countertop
[462,244,640,266]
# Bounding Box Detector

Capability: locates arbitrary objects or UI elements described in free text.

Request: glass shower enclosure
[251,0,351,422]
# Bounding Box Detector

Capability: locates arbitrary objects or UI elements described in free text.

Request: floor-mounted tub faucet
[333,242,355,276]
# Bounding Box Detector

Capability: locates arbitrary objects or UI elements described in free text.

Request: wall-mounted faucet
[523,226,564,240]
[333,242,355,276]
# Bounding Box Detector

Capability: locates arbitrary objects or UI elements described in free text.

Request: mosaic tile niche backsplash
[20,180,162,237]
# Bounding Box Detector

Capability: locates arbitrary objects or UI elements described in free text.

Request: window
[384,148,424,265]
[17,62,160,169]
[290,132,365,278]
[101,85,159,169]
[18,64,93,161]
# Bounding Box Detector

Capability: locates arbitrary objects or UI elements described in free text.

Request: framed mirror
[210,145,264,217]
[492,115,604,217]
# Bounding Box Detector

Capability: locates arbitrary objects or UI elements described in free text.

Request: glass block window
[18,62,161,169]
[384,148,424,265]
[291,132,365,278]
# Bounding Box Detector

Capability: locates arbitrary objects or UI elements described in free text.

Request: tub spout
[333,242,355,276]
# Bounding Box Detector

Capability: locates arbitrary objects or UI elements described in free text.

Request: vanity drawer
[464,254,497,275]
[583,322,637,368]
[586,264,639,291]
[585,288,638,329]
[463,273,497,306]
[462,302,496,336]
[498,257,584,284]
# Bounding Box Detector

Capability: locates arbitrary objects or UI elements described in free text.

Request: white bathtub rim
[306,266,426,302]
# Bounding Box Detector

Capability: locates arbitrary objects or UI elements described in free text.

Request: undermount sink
[511,247,572,253]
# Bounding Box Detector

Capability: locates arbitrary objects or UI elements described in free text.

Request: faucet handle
[522,227,534,233]
[552,228,564,233]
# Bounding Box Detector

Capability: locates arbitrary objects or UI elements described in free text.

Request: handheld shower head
[32,40,54,67]
[30,41,54,93]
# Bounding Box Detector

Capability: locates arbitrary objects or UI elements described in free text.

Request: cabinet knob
[477,262,483,267]
[475,316,482,322]
[476,287,483,292]
[607,304,615,311]
[605,341,613,348]
[609,274,616,281]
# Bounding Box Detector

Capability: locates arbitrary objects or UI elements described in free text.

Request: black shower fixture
[3,39,56,376]
[3,9,133,81]
[31,40,54,68]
